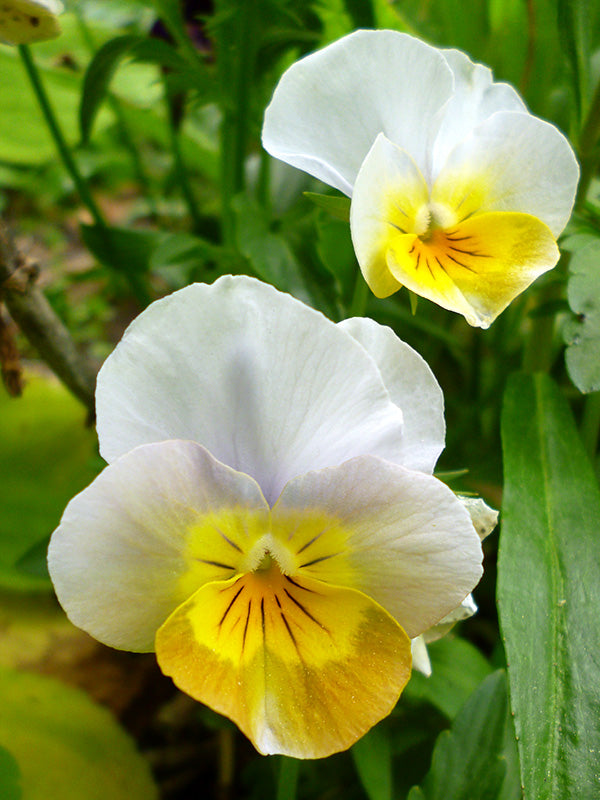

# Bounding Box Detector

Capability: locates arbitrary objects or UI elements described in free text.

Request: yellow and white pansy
[0,0,63,45]
[262,30,579,328]
[48,276,483,759]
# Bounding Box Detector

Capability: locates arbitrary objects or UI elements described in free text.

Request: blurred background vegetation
[0,0,599,798]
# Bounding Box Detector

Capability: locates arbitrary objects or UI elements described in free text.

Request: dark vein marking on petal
[445,253,478,272]
[261,597,266,640]
[219,584,245,628]
[299,552,341,568]
[389,221,408,234]
[241,600,252,654]
[297,530,327,555]
[196,558,236,570]
[284,588,329,633]
[280,611,302,658]
[216,528,243,552]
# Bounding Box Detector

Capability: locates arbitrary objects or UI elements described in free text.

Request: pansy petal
[431,49,526,179]
[350,133,429,298]
[262,30,454,194]
[458,496,498,540]
[48,440,269,652]
[422,594,478,643]
[386,211,559,328]
[411,635,432,676]
[338,316,445,473]
[155,571,411,758]
[432,110,579,236]
[96,276,406,505]
[274,455,483,638]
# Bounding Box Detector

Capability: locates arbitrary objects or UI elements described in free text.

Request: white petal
[338,316,445,473]
[431,49,526,178]
[422,594,478,643]
[262,30,454,194]
[48,440,268,652]
[411,635,432,676]
[96,276,406,505]
[275,455,483,638]
[433,110,579,236]
[457,496,498,540]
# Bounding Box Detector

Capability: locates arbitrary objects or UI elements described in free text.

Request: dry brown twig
[0,218,98,414]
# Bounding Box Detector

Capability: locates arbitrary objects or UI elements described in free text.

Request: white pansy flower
[262,30,579,328]
[48,276,484,759]
[0,0,63,45]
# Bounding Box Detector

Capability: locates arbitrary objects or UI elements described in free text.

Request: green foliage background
[0,0,599,798]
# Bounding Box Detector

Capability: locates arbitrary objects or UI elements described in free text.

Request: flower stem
[18,44,106,230]
[165,89,203,232]
[349,272,369,318]
[576,74,600,205]
[580,391,600,462]
[217,0,259,246]
[276,756,300,800]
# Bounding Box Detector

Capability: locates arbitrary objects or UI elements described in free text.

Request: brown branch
[0,219,98,414]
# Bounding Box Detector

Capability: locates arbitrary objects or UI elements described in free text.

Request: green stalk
[19,44,150,305]
[75,13,159,218]
[217,0,258,246]
[165,88,202,232]
[349,272,369,317]
[276,756,300,800]
[580,391,600,461]
[576,75,600,206]
[18,44,106,229]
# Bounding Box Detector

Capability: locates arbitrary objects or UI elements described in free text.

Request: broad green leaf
[557,0,591,121]
[80,223,168,276]
[232,194,310,298]
[0,746,21,800]
[352,724,392,800]
[563,240,600,393]
[0,666,158,800]
[315,210,356,306]
[79,35,194,141]
[498,373,600,799]
[303,191,350,221]
[404,637,493,720]
[407,672,518,800]
[0,373,99,591]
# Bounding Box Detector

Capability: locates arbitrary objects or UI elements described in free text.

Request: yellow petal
[155,568,411,758]
[385,212,559,327]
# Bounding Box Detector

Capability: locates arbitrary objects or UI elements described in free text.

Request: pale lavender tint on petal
[96,276,406,505]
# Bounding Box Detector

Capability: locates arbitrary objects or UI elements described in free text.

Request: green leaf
[498,373,600,799]
[79,35,194,142]
[557,0,591,121]
[0,746,21,800]
[404,637,493,720]
[352,724,392,800]
[0,666,157,800]
[80,223,168,276]
[232,194,310,297]
[0,373,99,591]
[563,240,600,393]
[303,191,350,221]
[407,672,517,800]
